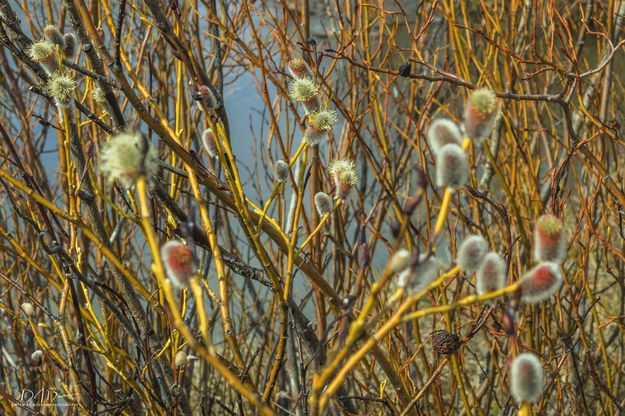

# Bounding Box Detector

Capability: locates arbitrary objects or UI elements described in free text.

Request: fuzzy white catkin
[174,351,187,368]
[21,302,34,317]
[436,143,469,189]
[401,255,439,293]
[314,192,333,217]
[476,252,506,296]
[201,128,217,158]
[510,353,543,404]
[274,160,289,182]
[427,118,462,155]
[456,235,488,273]
[389,249,411,273]
[100,132,158,188]
[519,262,563,304]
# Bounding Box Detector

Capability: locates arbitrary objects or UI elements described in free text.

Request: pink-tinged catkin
[287,58,313,79]
[476,252,506,297]
[201,128,218,158]
[510,353,543,404]
[427,118,462,155]
[534,214,566,263]
[435,143,469,189]
[161,240,196,288]
[463,88,500,142]
[519,262,563,304]
[456,235,488,273]
[328,159,358,199]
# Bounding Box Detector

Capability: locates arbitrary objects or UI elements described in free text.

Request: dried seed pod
[389,249,411,273]
[435,143,469,189]
[427,118,462,155]
[314,192,333,217]
[161,240,197,288]
[21,302,34,317]
[463,87,500,142]
[456,235,488,273]
[534,214,566,263]
[273,160,289,182]
[432,330,461,355]
[519,262,562,304]
[476,252,506,297]
[510,353,543,404]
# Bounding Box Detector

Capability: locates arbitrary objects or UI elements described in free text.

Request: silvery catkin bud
[534,214,566,263]
[463,88,500,143]
[274,160,289,182]
[389,249,411,273]
[31,350,43,365]
[314,192,333,217]
[427,118,462,155]
[174,350,187,368]
[510,353,543,404]
[201,128,218,158]
[21,302,34,317]
[456,235,488,273]
[435,143,469,189]
[519,262,563,304]
[476,252,506,297]
[62,33,77,58]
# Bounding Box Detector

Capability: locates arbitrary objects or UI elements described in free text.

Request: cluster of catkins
[428,87,500,189]
[28,25,78,108]
[456,215,565,407]
[388,87,566,409]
